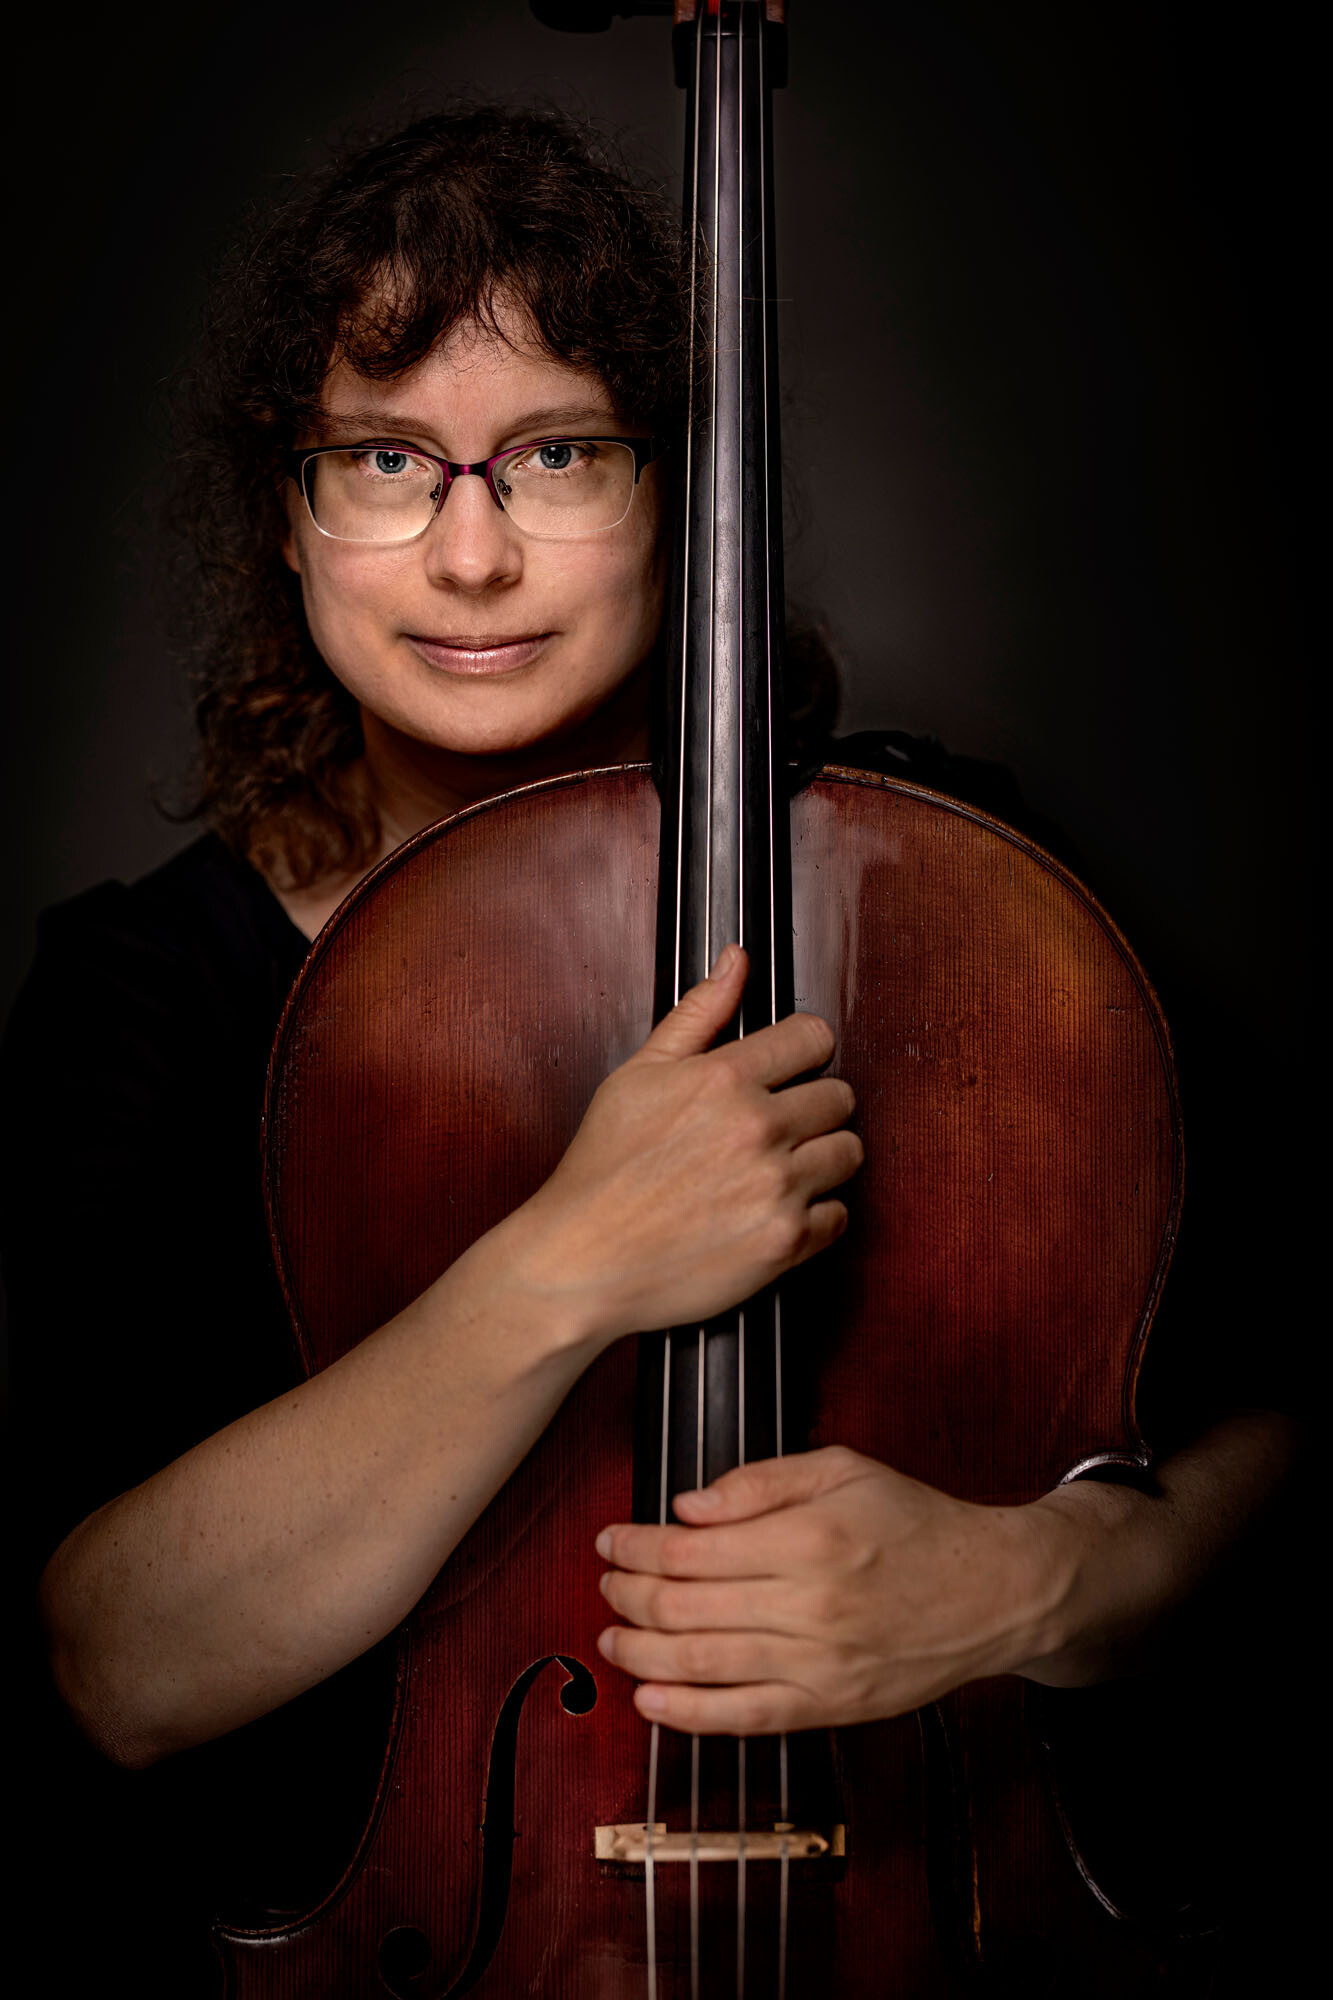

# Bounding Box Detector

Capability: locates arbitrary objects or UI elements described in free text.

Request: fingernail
[683,1485,721,1511]
[596,1628,616,1659]
[636,1687,666,1715]
[598,1572,612,1597]
[709,944,738,978]
[595,1529,613,1557]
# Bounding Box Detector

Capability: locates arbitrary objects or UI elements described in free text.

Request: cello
[221,4,1195,1992]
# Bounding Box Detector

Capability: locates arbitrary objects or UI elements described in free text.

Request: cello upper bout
[790,766,1181,1500]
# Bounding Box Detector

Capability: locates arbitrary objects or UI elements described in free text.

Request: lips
[408,633,552,675]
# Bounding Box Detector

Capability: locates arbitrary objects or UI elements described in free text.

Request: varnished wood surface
[223,764,1187,1998]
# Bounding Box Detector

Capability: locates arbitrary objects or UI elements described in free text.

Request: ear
[279,483,303,576]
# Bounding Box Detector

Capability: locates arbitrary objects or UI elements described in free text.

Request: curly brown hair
[177,105,697,887]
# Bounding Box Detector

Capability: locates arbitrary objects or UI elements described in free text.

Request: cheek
[573,516,667,652]
[297,548,400,671]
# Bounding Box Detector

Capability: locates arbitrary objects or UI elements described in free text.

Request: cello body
[219,759,1187,1997]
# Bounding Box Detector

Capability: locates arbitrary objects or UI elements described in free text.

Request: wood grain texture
[220,765,1189,1998]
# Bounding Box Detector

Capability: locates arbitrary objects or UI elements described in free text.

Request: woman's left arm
[594,1411,1300,1734]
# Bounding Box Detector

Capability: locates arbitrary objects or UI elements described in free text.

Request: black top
[4,833,396,1994]
[1,740,1293,1994]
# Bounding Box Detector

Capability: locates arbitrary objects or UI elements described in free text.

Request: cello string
[703,0,722,984]
[690,1734,702,2000]
[734,0,747,1023]
[673,0,703,1013]
[690,7,724,1993]
[737,1738,748,1998]
[691,1317,705,2000]
[754,8,794,1990]
[646,1723,660,2000]
[645,1329,673,1999]
[649,12,704,1991]
[732,12,750,1994]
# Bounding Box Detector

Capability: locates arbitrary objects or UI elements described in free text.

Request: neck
[265,661,654,942]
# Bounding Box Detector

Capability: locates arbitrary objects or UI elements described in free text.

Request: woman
[6,107,1298,1992]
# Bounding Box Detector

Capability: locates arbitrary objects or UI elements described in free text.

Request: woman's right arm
[39,946,860,1768]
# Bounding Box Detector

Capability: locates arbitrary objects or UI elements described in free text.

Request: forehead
[316,318,618,453]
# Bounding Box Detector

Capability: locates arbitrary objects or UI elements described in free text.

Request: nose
[422,470,522,591]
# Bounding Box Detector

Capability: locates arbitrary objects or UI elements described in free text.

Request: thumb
[673,1446,870,1523]
[636,944,747,1063]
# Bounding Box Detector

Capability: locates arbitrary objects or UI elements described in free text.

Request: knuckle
[683,1635,717,1680]
[696,1058,732,1104]
[822,1641,872,1707]
[761,1212,805,1265]
[803,1581,844,1629]
[799,1013,837,1064]
[659,1527,696,1573]
[804,1518,852,1567]
[734,1102,775,1154]
[656,1582,691,1628]
[813,1201,850,1248]
[737,1691,776,1735]
[646,1580,674,1625]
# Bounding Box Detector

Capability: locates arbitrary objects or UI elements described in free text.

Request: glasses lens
[303,448,441,542]
[492,440,636,537]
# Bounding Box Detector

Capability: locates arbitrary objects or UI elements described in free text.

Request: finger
[726,1010,836,1089]
[633,1678,823,1737]
[597,1622,823,1689]
[596,1517,788,1582]
[789,1128,864,1200]
[600,1568,804,1632]
[635,945,746,1062]
[795,1199,852,1263]
[671,1445,872,1526]
[768,1074,856,1146]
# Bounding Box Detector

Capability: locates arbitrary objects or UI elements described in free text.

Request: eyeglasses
[287,435,664,544]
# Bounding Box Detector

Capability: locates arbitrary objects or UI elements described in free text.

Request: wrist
[1011,1476,1163,1687]
[433,1200,616,1363]
[1003,1490,1086,1677]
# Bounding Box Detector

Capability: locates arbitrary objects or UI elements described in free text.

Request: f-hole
[377,1654,599,1999]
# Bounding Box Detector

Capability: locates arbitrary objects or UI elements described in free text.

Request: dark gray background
[7,0,1315,1045]
[4,6,1318,1961]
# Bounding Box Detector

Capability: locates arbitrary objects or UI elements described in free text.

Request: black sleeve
[3,862,391,1995]
[3,879,301,1579]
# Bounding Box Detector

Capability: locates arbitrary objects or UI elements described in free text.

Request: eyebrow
[308,404,624,451]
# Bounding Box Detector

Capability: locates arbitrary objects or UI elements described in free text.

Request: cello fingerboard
[648,1,795,1527]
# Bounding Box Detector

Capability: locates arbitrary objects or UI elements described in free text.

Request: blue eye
[373,449,410,475]
[537,443,575,470]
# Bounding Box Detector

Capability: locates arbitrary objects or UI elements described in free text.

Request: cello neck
[637,1,795,1514]
[655,0,793,1033]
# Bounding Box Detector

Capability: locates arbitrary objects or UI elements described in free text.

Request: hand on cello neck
[509,943,863,1348]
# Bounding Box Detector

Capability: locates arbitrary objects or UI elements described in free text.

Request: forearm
[1013,1409,1301,1687]
[41,1209,607,1768]
[40,956,862,1764]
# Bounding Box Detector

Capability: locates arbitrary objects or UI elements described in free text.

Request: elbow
[45,1635,169,1770]
[40,1549,173,1772]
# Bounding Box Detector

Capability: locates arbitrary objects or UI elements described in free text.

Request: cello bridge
[594,1822,844,1863]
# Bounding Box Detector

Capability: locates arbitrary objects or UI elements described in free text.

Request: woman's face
[283,316,667,765]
